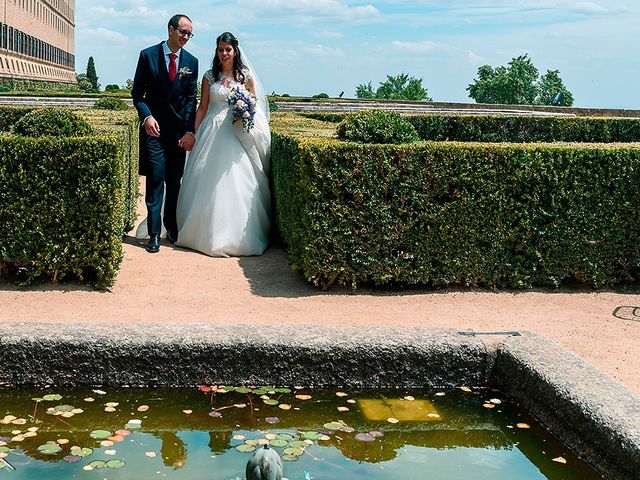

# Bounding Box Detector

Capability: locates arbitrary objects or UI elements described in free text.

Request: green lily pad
[282,454,299,462]
[37,443,62,455]
[106,459,126,469]
[244,439,260,446]
[323,422,343,430]
[70,446,93,457]
[283,447,304,457]
[234,387,252,394]
[31,397,44,402]
[89,430,112,439]
[289,441,309,449]
[273,387,292,394]
[269,439,288,447]
[0,447,10,453]
[235,444,256,453]
[303,431,322,440]
[42,394,63,401]
[263,399,279,406]
[88,460,106,469]
[54,404,75,413]
[252,388,269,395]
[276,433,294,441]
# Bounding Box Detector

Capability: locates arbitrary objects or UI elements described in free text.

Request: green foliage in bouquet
[336,109,419,144]
[94,97,129,111]
[12,108,93,137]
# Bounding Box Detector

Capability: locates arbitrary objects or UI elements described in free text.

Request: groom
[132,14,199,253]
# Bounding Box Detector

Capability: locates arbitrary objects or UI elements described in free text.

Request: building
[0,0,75,84]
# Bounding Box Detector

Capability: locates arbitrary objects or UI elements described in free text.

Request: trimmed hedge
[302,112,640,143]
[12,108,94,137]
[0,135,125,287]
[337,110,419,144]
[0,107,139,287]
[0,106,36,132]
[271,126,640,289]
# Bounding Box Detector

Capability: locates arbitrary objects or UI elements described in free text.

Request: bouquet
[227,85,257,133]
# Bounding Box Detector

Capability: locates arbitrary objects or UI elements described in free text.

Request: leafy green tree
[536,69,574,106]
[355,81,375,99]
[467,54,574,106]
[356,74,432,101]
[122,79,134,91]
[86,56,100,92]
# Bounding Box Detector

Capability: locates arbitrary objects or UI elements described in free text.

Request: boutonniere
[178,67,192,80]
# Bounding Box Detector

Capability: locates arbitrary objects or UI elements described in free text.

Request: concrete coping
[0,322,638,479]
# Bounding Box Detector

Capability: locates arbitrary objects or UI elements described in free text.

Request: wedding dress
[175,69,271,257]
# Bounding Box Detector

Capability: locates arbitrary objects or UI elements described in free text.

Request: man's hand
[178,132,195,151]
[144,116,161,137]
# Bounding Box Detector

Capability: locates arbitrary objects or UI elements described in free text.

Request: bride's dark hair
[212,32,247,83]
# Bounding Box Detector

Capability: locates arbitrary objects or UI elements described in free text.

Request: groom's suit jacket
[132,42,199,176]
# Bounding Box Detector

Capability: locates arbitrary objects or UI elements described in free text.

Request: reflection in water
[0,386,602,479]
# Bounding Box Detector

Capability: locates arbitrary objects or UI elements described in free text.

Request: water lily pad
[276,433,294,441]
[323,422,343,430]
[340,426,355,433]
[302,431,321,440]
[234,387,252,394]
[54,405,74,413]
[278,404,292,410]
[88,460,106,469]
[137,405,149,412]
[235,444,256,453]
[295,394,312,400]
[355,433,375,442]
[289,441,308,449]
[274,388,292,394]
[263,399,279,406]
[337,406,349,412]
[209,411,222,418]
[283,447,304,456]
[106,459,126,469]
[282,454,299,462]
[336,392,348,397]
[70,447,93,457]
[89,430,112,439]
[0,447,10,453]
[63,454,82,463]
[31,397,44,402]
[37,442,62,454]
[369,431,384,438]
[265,417,280,424]
[252,388,269,395]
[269,439,288,447]
[43,394,62,401]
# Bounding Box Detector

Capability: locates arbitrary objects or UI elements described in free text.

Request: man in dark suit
[132,14,199,253]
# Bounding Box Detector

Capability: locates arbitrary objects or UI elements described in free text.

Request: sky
[75,1,640,109]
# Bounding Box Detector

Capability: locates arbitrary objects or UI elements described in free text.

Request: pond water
[0,385,602,479]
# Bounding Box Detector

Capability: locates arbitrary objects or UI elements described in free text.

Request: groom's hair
[168,14,191,29]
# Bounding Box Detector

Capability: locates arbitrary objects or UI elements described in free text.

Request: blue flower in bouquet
[227,85,257,132]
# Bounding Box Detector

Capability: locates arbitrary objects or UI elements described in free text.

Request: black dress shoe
[166,230,178,244]
[146,234,160,253]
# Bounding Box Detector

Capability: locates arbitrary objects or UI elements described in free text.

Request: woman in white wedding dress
[175,32,271,257]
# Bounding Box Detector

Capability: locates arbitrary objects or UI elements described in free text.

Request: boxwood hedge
[271,113,640,289]
[302,111,640,143]
[0,107,139,287]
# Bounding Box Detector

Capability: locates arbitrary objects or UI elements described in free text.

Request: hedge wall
[0,136,125,287]
[301,112,640,143]
[271,126,640,289]
[0,107,139,287]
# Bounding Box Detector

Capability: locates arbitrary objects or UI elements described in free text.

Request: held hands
[178,132,196,151]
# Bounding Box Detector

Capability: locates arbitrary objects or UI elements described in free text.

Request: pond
[0,385,602,479]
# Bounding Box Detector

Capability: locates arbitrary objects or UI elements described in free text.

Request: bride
[175,32,271,257]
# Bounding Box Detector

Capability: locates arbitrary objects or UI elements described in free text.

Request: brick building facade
[0,0,75,83]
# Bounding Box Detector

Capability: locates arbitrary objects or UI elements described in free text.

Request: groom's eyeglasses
[175,27,194,39]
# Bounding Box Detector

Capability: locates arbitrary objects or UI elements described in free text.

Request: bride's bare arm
[245,78,255,94]
[194,77,211,132]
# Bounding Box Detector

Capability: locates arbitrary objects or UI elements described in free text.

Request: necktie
[168,53,177,81]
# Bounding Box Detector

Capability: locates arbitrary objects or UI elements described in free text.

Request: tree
[536,69,574,106]
[86,56,100,92]
[467,54,574,106]
[355,81,375,99]
[355,73,432,101]
[122,79,134,92]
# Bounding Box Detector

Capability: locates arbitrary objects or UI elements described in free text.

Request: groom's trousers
[144,135,186,237]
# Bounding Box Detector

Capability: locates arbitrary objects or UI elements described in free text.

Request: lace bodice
[203,69,252,114]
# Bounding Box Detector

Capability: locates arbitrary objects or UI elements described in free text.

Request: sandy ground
[1,189,640,396]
